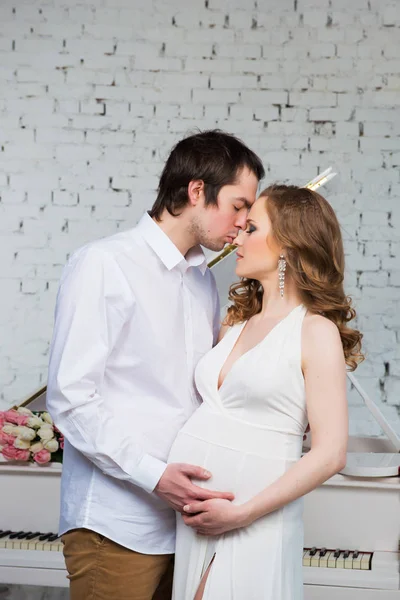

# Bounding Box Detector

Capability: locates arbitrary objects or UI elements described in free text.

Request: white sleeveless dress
[168,304,308,600]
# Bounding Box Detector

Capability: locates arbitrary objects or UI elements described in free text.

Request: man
[47,129,264,600]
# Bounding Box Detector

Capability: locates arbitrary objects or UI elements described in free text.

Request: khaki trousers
[62,528,174,600]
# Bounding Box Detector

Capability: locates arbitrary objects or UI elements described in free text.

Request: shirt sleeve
[46,246,167,494]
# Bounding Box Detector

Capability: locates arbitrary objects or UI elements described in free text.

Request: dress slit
[196,551,216,599]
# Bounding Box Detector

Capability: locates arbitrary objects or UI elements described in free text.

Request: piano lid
[347,372,400,453]
[340,372,400,477]
[12,386,47,412]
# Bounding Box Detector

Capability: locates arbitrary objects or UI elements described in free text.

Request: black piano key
[343,550,350,559]
[353,550,360,558]
[0,530,12,539]
[309,546,317,556]
[9,531,25,539]
[319,547,327,557]
[25,531,41,540]
[334,548,341,558]
[47,534,60,542]
[17,531,31,539]
[38,532,54,541]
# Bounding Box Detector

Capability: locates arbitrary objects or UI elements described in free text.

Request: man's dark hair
[149,129,265,220]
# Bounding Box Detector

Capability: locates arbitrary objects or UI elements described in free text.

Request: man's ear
[187,180,205,206]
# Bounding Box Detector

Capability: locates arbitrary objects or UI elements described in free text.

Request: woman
[168,185,363,600]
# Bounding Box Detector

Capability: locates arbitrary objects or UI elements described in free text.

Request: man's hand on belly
[181,498,250,536]
[154,463,235,513]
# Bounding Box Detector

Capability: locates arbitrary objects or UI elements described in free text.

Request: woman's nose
[234,230,245,246]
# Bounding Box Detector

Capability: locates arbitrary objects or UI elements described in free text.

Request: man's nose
[234,210,248,230]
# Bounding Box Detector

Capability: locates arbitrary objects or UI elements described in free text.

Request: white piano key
[310,553,320,568]
[303,549,312,567]
[336,551,345,569]
[352,551,362,570]
[361,552,372,570]
[327,551,337,568]
[319,551,329,569]
[344,551,353,569]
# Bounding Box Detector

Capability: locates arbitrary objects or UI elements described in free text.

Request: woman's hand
[182,498,250,536]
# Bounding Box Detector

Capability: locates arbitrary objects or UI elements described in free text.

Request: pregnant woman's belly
[168,403,303,505]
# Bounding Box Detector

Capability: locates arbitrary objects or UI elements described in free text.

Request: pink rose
[1,443,30,461]
[16,414,29,426]
[0,412,5,429]
[0,431,16,446]
[14,448,30,461]
[59,435,64,450]
[4,410,20,425]
[33,449,51,465]
[1,444,18,460]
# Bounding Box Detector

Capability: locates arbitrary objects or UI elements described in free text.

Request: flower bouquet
[0,407,64,465]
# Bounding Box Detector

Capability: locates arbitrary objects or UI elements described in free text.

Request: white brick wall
[0,0,399,440]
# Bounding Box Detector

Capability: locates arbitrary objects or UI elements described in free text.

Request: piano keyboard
[0,529,67,587]
[0,530,62,552]
[303,547,372,570]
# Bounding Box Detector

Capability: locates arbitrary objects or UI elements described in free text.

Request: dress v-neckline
[216,304,304,392]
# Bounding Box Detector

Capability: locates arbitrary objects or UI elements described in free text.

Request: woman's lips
[236,252,243,261]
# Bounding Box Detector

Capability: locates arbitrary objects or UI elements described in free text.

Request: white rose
[17,407,34,417]
[27,416,44,429]
[43,438,59,452]
[14,437,31,450]
[41,412,53,425]
[14,426,36,441]
[2,424,18,436]
[37,425,54,441]
[30,441,44,454]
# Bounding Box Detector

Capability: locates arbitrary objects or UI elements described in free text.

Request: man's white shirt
[47,212,220,554]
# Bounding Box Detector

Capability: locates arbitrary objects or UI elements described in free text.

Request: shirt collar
[136,212,208,276]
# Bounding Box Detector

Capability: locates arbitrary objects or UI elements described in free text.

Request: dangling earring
[278,254,286,298]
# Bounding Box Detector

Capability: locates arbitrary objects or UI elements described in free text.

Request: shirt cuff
[134,453,168,494]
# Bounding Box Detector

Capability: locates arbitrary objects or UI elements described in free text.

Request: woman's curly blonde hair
[225,185,364,371]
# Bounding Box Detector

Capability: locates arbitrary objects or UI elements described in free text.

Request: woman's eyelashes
[246,223,256,234]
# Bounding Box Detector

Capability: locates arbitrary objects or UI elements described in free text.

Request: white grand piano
[1,170,399,596]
